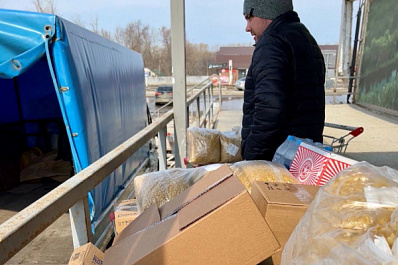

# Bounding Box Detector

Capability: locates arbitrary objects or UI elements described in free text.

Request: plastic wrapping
[220,131,243,163]
[282,162,398,265]
[134,167,209,213]
[229,160,297,193]
[187,127,220,165]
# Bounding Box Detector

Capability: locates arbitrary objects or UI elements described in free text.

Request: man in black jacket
[241,0,325,161]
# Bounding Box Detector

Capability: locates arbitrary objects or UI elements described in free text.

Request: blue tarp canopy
[0,9,149,231]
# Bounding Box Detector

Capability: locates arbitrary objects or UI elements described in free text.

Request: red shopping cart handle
[349,127,364,137]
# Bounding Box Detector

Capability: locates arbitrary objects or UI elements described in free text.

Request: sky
[0,0,359,49]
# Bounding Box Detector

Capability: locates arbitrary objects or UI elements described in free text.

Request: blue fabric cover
[0,9,148,231]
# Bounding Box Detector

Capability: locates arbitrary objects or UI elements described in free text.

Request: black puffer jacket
[241,11,325,161]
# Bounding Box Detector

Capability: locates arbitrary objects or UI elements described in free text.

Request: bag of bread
[282,162,398,265]
[134,167,208,213]
[187,127,220,165]
[229,160,297,193]
[220,131,242,163]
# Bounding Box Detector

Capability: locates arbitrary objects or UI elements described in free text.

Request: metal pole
[347,1,362,103]
[196,97,201,127]
[157,127,167,170]
[69,196,92,248]
[170,0,187,168]
[337,0,353,77]
[202,90,207,128]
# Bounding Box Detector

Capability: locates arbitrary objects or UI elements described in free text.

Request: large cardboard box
[68,242,104,265]
[105,165,280,265]
[289,142,357,186]
[251,182,320,265]
[113,199,139,235]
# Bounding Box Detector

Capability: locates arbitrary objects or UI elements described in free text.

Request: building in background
[212,45,338,86]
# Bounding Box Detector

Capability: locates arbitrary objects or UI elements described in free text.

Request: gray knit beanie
[243,0,293,19]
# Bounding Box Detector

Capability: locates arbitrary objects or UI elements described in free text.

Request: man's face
[245,15,273,43]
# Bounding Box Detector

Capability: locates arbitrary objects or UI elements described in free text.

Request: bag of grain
[220,131,242,163]
[187,127,220,165]
[229,160,297,193]
[282,162,398,265]
[134,167,209,213]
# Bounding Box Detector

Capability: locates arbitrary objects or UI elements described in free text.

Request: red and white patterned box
[289,142,357,186]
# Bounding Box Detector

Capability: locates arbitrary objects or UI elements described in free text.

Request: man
[241,0,325,161]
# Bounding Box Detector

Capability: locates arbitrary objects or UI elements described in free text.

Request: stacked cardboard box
[105,165,281,265]
[113,199,139,235]
[251,182,320,265]
[68,243,104,265]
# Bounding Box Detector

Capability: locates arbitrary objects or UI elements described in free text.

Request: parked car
[234,77,246,90]
[155,86,173,105]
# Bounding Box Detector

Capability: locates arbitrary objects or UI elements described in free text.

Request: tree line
[31,0,217,76]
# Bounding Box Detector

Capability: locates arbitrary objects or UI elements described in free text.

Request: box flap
[105,215,180,265]
[113,203,160,245]
[159,164,234,219]
[254,182,319,206]
[178,174,245,230]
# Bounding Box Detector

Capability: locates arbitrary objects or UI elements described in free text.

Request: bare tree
[186,42,215,76]
[32,0,57,14]
[113,21,215,76]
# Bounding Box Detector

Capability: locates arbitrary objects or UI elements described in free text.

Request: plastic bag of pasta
[229,160,297,193]
[220,131,242,163]
[187,127,220,165]
[282,162,398,265]
[134,167,208,213]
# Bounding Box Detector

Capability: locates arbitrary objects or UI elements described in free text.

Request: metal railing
[0,75,221,265]
[156,75,221,170]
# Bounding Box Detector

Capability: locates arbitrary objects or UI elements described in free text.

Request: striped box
[289,142,357,186]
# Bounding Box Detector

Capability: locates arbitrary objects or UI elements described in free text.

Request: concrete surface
[215,102,398,170]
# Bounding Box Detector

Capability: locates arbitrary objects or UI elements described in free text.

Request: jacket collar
[256,11,300,44]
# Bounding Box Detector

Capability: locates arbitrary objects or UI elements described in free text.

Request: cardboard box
[105,165,280,265]
[251,182,320,265]
[68,242,104,265]
[113,199,139,235]
[289,142,357,186]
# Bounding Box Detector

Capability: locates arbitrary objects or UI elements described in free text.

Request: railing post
[170,0,187,168]
[69,196,92,248]
[196,97,200,127]
[208,86,213,125]
[218,78,222,111]
[157,127,167,170]
[202,90,207,128]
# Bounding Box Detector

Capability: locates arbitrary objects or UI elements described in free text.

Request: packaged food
[229,160,297,193]
[282,162,398,265]
[134,167,208,213]
[187,127,220,165]
[220,131,242,163]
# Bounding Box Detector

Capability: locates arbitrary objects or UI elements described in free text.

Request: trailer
[0,9,149,245]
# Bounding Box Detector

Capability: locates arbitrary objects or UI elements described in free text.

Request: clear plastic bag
[220,131,242,163]
[187,127,220,165]
[282,162,398,265]
[229,160,297,193]
[134,167,208,213]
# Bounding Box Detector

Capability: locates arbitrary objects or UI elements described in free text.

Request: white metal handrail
[0,75,221,265]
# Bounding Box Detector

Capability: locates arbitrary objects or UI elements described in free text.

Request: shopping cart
[323,122,364,153]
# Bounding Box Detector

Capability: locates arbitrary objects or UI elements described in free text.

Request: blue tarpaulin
[0,9,149,231]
